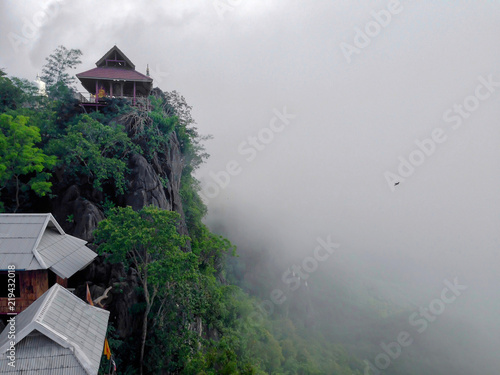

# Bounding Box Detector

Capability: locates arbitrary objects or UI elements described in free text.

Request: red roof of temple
[76,67,152,82]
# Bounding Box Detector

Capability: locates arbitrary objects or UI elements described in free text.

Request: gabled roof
[0,284,110,375]
[0,214,97,278]
[96,45,135,69]
[76,67,152,82]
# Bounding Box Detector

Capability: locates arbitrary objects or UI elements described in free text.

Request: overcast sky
[2,1,500,367]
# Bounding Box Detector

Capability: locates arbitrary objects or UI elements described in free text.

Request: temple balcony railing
[76,92,151,111]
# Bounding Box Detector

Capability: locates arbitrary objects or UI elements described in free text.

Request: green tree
[0,72,24,111]
[10,77,41,108]
[192,224,235,276]
[95,206,197,375]
[41,45,82,89]
[0,114,57,211]
[46,115,135,194]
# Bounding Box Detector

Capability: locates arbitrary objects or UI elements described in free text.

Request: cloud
[2,1,500,371]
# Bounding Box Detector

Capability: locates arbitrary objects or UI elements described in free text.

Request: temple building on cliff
[76,45,153,110]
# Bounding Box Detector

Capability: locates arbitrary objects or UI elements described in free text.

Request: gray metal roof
[0,332,85,374]
[0,284,110,375]
[0,214,97,278]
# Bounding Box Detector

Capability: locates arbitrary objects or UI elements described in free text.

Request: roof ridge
[31,214,51,269]
[0,285,59,355]
[37,285,108,375]
[31,213,67,270]
[35,283,61,322]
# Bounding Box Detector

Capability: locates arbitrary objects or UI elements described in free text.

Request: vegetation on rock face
[0,113,57,211]
[0,47,365,375]
[95,206,195,375]
[46,115,136,194]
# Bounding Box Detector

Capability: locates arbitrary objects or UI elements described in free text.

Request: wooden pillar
[110,81,113,97]
[95,80,98,103]
[121,82,124,97]
[133,81,136,105]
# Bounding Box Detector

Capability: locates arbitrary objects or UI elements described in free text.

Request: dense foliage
[0,113,56,211]
[46,115,135,194]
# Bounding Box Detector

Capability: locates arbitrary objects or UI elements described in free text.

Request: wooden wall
[0,270,48,314]
[56,276,68,287]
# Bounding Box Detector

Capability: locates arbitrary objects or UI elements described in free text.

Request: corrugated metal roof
[0,253,34,269]
[50,248,96,279]
[0,332,86,374]
[0,214,97,277]
[10,285,50,329]
[0,239,37,254]
[0,284,110,375]
[37,229,96,278]
[0,214,48,225]
[0,222,44,238]
[0,214,52,270]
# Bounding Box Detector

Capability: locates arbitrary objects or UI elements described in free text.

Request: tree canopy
[95,206,197,375]
[46,115,135,194]
[0,114,57,211]
[41,45,82,89]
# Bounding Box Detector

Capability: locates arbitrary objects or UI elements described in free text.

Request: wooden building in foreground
[0,214,97,314]
[0,284,109,375]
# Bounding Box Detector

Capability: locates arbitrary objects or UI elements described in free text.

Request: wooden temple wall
[0,270,49,314]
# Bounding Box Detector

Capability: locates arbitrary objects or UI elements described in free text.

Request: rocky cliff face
[53,118,190,339]
[52,184,105,241]
[52,124,187,241]
[123,153,170,211]
[119,130,189,237]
